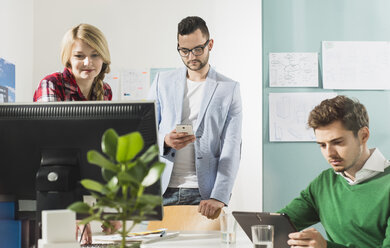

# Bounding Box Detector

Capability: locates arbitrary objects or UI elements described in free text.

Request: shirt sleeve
[278,183,320,231]
[383,216,390,247]
[33,79,62,102]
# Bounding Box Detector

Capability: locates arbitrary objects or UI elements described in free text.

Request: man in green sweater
[281,95,390,248]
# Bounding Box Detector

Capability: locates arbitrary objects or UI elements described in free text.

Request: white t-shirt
[168,79,205,188]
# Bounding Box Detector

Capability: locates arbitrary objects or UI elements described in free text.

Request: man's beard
[183,53,209,71]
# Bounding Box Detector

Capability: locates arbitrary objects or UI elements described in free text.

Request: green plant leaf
[101,128,118,160]
[102,168,116,182]
[128,162,146,183]
[96,196,119,209]
[139,145,159,164]
[106,176,119,191]
[141,162,165,187]
[90,192,101,200]
[87,150,119,172]
[116,132,144,163]
[117,171,139,185]
[125,161,137,170]
[138,194,162,206]
[81,179,105,193]
[68,201,91,214]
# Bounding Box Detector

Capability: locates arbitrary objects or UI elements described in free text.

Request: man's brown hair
[177,16,210,40]
[308,95,369,136]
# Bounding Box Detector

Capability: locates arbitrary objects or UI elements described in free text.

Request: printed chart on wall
[0,57,15,102]
[269,92,337,142]
[121,69,150,100]
[105,68,175,101]
[269,52,318,87]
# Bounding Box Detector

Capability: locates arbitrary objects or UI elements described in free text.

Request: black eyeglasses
[177,40,210,57]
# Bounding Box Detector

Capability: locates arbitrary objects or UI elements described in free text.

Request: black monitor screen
[0,101,162,221]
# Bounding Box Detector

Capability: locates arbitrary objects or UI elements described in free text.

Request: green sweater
[280,167,390,248]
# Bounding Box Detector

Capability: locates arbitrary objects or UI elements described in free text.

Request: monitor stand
[34,149,82,247]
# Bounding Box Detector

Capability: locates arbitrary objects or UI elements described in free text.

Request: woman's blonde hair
[61,23,111,100]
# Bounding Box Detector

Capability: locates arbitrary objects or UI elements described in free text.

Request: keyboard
[81,244,115,247]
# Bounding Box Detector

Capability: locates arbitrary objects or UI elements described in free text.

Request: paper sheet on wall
[104,72,120,101]
[269,92,337,142]
[0,57,15,102]
[322,41,390,89]
[269,53,318,87]
[121,69,149,100]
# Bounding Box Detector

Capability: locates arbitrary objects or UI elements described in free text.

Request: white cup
[251,225,274,248]
[220,212,238,243]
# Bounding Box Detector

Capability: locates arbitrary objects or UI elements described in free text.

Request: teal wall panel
[263,0,390,215]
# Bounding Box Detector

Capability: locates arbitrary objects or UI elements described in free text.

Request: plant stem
[121,184,128,248]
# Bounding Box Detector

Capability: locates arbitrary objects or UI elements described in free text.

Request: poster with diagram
[269,53,318,87]
[0,57,15,102]
[269,92,337,142]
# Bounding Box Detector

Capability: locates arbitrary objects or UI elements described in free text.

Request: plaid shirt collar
[62,68,87,100]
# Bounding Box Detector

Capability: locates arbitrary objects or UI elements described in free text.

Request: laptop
[232,211,297,248]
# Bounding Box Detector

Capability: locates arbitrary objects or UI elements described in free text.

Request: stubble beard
[183,53,209,72]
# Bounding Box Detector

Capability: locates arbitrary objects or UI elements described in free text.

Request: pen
[159,230,166,237]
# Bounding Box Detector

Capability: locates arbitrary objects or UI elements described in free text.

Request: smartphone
[176,124,194,135]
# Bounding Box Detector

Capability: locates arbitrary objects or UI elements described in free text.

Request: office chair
[147,205,221,231]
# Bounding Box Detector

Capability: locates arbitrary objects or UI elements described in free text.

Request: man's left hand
[287,228,327,248]
[198,199,224,219]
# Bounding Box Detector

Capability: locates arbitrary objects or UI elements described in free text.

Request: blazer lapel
[174,67,187,124]
[194,67,218,132]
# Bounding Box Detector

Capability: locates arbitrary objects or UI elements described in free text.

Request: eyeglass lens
[178,40,209,57]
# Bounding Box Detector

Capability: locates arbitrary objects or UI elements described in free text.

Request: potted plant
[69,128,165,248]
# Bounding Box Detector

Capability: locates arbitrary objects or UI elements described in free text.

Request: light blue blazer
[148,67,242,205]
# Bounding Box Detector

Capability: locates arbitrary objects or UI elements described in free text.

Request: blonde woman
[33,24,112,245]
[34,23,112,102]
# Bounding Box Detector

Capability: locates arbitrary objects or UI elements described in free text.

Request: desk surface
[90,229,252,248]
[143,229,251,248]
[141,228,252,248]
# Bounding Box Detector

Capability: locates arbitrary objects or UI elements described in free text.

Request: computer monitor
[0,101,162,243]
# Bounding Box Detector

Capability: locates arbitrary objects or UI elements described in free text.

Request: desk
[90,228,252,248]
[141,229,252,248]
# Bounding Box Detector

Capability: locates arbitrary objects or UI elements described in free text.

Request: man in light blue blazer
[148,16,242,219]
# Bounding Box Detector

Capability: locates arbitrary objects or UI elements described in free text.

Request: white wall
[0,0,33,102]
[7,0,262,211]
[213,0,262,211]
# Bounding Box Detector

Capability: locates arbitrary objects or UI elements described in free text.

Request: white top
[168,79,205,188]
[337,148,390,185]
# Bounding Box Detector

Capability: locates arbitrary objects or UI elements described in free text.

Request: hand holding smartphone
[176,124,194,135]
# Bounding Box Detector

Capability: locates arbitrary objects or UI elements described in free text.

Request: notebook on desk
[232,211,297,248]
